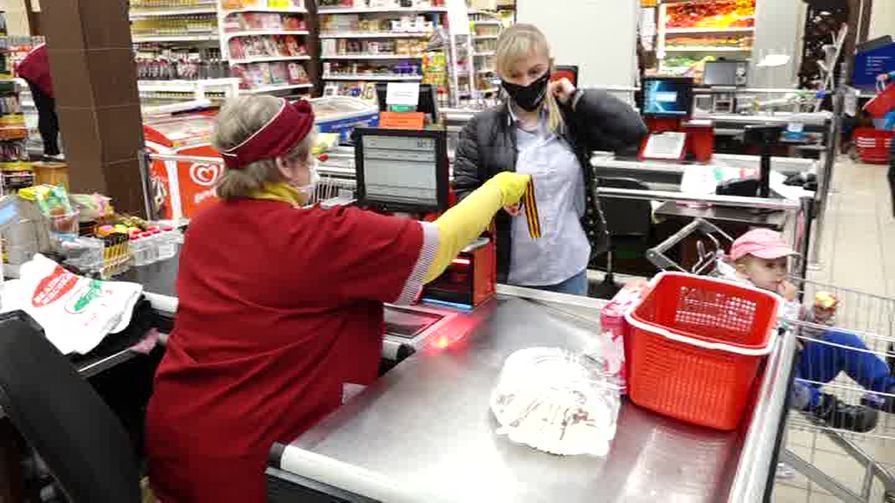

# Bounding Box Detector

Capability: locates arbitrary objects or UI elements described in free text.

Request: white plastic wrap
[490,347,621,457]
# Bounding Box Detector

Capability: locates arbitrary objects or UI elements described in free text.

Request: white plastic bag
[490,347,621,457]
[2,254,143,354]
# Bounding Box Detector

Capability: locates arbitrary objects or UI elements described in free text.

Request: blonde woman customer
[454,24,647,296]
[145,95,531,502]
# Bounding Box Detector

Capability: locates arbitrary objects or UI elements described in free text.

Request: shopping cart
[647,219,895,503]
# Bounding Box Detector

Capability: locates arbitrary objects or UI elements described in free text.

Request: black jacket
[453,89,648,282]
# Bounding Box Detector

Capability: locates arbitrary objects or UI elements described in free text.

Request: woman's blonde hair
[212,95,314,200]
[495,24,564,134]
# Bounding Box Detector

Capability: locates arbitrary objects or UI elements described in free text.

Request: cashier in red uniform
[145,95,531,502]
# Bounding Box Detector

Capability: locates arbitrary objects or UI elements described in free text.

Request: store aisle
[775,157,895,502]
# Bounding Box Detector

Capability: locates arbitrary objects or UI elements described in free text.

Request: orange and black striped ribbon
[522,177,541,239]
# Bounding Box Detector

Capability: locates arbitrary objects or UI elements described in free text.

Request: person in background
[878,70,895,218]
[719,228,894,432]
[453,24,647,297]
[145,95,531,502]
[16,44,62,162]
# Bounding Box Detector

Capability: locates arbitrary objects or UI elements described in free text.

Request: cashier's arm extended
[423,171,530,284]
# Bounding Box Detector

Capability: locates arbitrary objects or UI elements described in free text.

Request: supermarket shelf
[319,31,432,39]
[138,78,241,93]
[318,6,448,14]
[230,55,311,63]
[473,20,501,26]
[479,87,499,94]
[473,51,495,57]
[132,34,218,43]
[321,54,423,60]
[322,74,422,81]
[474,35,499,40]
[224,30,310,38]
[224,6,307,14]
[665,26,754,34]
[664,46,752,52]
[130,7,217,18]
[243,83,314,94]
[477,68,495,73]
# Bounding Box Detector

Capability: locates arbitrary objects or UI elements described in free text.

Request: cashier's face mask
[502,70,550,112]
[293,158,319,204]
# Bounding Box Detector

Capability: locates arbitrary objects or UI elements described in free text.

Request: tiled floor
[773,157,895,502]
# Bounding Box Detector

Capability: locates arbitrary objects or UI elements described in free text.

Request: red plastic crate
[853,128,894,165]
[625,273,779,430]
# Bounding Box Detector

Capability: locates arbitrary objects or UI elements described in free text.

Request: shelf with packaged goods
[130,7,218,18]
[322,74,422,81]
[663,46,751,52]
[317,6,448,14]
[665,26,754,34]
[224,30,310,38]
[137,78,241,93]
[243,82,313,93]
[224,6,307,14]
[321,54,423,60]
[319,31,432,39]
[132,34,219,43]
[473,51,495,57]
[229,55,311,63]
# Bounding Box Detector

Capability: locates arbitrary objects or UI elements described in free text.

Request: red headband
[220,99,315,170]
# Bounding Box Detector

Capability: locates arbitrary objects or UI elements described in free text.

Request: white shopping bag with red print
[2,254,143,354]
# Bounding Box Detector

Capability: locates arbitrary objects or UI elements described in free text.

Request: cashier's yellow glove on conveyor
[424,172,531,284]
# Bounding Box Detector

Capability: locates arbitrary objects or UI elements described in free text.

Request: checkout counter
[129,124,808,501]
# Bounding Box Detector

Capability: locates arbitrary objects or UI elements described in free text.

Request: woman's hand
[504,204,522,216]
[549,78,576,105]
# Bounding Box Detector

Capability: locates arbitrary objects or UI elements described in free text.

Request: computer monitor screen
[355,128,448,213]
[703,60,740,87]
[642,77,694,117]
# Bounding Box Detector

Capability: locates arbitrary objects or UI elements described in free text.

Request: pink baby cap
[729,228,798,261]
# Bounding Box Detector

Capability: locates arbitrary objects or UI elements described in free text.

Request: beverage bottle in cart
[141,231,159,265]
[158,226,177,260]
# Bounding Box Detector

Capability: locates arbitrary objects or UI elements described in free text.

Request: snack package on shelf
[490,347,621,457]
[596,280,651,394]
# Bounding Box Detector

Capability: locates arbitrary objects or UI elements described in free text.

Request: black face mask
[502,71,550,112]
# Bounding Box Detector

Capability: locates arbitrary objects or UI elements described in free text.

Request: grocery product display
[657,0,756,75]
[469,11,501,96]
[0,16,33,194]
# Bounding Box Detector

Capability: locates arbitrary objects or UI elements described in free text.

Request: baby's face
[739,256,788,292]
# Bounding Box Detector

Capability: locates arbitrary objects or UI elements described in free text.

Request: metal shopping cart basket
[648,219,895,503]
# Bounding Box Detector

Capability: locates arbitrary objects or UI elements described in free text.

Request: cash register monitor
[375,83,439,124]
[641,77,694,118]
[703,60,740,87]
[354,128,449,213]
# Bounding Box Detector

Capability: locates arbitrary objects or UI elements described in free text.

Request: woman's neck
[511,102,541,131]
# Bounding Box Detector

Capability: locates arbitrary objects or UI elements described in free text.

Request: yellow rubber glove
[424,172,531,283]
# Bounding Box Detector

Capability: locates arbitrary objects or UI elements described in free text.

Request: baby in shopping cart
[719,228,895,433]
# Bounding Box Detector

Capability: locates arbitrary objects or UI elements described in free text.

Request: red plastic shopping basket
[853,127,894,165]
[864,82,895,118]
[625,273,780,430]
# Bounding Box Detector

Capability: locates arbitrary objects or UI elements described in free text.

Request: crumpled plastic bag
[490,347,621,457]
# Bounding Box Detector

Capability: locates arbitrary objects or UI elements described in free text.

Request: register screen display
[643,79,692,117]
[361,135,438,207]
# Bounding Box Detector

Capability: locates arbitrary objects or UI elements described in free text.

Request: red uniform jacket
[17,44,53,98]
[146,199,429,502]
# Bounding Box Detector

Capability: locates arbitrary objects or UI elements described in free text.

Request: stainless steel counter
[269,286,795,503]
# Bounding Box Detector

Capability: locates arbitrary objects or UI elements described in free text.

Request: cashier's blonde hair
[212,95,314,201]
[496,24,565,135]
